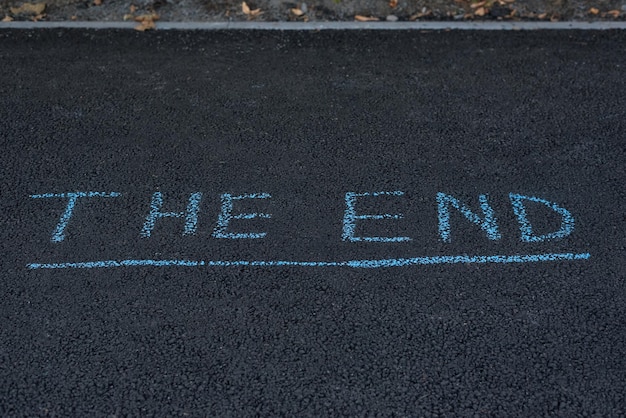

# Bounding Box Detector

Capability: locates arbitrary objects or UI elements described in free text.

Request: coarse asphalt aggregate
[1,28,625,415]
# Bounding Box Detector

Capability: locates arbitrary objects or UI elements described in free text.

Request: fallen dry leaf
[537,12,547,19]
[135,20,155,30]
[588,7,599,15]
[134,12,159,21]
[410,9,432,19]
[242,2,262,18]
[606,9,620,17]
[355,15,379,21]
[134,13,158,31]
[93,0,102,5]
[388,0,398,8]
[474,6,487,16]
[2,14,13,21]
[290,8,304,16]
[470,1,486,8]
[10,2,46,15]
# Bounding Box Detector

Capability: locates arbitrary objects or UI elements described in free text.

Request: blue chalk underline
[27,252,590,269]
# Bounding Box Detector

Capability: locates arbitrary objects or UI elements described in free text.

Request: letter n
[437,192,501,243]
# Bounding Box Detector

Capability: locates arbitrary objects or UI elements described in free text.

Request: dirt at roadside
[1,0,625,24]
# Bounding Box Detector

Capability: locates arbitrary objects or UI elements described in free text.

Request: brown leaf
[606,9,620,17]
[134,21,154,31]
[290,8,304,16]
[388,0,398,8]
[2,14,13,21]
[588,7,599,15]
[410,9,432,19]
[537,12,547,19]
[470,1,486,8]
[474,6,486,16]
[355,15,379,21]
[242,2,262,18]
[93,0,102,5]
[134,12,159,21]
[134,13,158,30]
[10,2,46,15]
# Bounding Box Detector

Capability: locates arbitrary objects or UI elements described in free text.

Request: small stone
[386,14,398,21]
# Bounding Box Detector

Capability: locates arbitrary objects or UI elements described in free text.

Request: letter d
[509,193,575,242]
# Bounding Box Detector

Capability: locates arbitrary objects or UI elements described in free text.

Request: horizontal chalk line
[28,252,590,269]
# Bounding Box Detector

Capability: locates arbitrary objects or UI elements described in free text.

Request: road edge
[1,21,626,30]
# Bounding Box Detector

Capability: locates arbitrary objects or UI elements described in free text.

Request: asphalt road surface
[1,29,625,416]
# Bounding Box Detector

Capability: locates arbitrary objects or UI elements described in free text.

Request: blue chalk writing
[212,193,271,239]
[27,252,590,269]
[437,193,501,243]
[342,191,411,242]
[141,192,203,238]
[30,191,121,242]
[509,193,575,242]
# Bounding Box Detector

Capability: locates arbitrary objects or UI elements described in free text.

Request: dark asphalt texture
[1,29,625,416]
